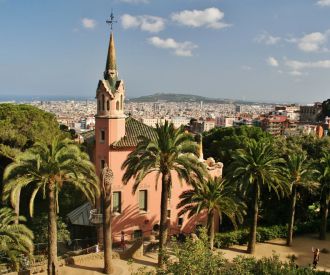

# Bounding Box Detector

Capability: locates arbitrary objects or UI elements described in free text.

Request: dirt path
[39,234,330,274]
[221,234,330,271]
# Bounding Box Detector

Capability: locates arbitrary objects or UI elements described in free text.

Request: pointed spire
[106,32,116,72]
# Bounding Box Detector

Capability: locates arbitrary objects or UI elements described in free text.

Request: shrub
[215,230,249,248]
[221,254,327,275]
[30,214,71,244]
[295,220,320,235]
[159,228,227,275]
[214,225,287,249]
[257,225,287,242]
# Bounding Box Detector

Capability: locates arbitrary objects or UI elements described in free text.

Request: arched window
[120,95,123,110]
[102,94,105,111]
[107,100,110,111]
[98,100,100,111]
[116,101,119,111]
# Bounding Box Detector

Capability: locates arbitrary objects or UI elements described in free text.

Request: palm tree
[122,121,205,266]
[101,164,114,274]
[0,207,34,271]
[3,138,99,275]
[177,177,246,249]
[228,139,288,254]
[318,151,330,240]
[285,152,317,246]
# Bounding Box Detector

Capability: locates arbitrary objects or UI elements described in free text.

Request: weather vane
[106,10,117,30]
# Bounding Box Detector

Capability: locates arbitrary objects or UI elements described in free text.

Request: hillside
[129,93,266,105]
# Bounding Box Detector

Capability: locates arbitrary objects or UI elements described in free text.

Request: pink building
[90,31,223,242]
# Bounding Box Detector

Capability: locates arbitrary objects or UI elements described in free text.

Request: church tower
[95,29,126,173]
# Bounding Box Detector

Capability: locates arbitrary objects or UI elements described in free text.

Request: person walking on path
[312,247,320,269]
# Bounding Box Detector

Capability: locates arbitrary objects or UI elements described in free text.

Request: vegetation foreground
[1,104,330,275]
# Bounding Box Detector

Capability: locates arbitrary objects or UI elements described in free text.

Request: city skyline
[1,0,330,103]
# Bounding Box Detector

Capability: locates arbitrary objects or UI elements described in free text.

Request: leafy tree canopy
[203,126,272,169]
[319,98,330,121]
[0,104,62,160]
[29,214,70,244]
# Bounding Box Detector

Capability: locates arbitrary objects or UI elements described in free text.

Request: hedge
[214,220,327,249]
[214,225,287,249]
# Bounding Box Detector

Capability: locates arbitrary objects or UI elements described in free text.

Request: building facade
[300,103,322,122]
[91,31,223,242]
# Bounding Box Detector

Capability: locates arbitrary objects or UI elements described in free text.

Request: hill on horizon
[129,93,272,105]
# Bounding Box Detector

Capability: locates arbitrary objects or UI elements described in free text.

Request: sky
[0,0,330,103]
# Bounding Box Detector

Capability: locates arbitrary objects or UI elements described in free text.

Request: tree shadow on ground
[67,264,104,273]
[265,240,287,247]
[131,257,158,268]
[222,247,248,254]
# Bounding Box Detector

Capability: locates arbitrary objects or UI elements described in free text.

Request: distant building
[216,116,235,127]
[203,118,216,132]
[261,115,288,136]
[275,105,300,121]
[171,116,190,129]
[153,102,160,113]
[235,105,242,114]
[300,103,322,122]
[233,118,253,127]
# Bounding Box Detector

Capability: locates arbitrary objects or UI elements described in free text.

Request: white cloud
[317,0,330,6]
[148,36,198,57]
[81,18,97,29]
[298,32,327,52]
[256,30,330,53]
[284,58,330,76]
[285,59,330,71]
[255,32,281,45]
[171,7,230,29]
[267,57,279,67]
[121,14,165,33]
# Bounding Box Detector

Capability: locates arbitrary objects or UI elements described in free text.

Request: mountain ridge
[129,93,275,105]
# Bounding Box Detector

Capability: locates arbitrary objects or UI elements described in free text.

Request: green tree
[122,121,205,266]
[3,138,99,275]
[159,228,226,275]
[0,104,61,160]
[29,214,70,244]
[228,139,288,254]
[177,177,246,249]
[285,152,318,246]
[0,207,34,270]
[318,151,330,240]
[203,126,271,170]
[318,99,330,121]
[302,135,330,161]
[0,104,64,218]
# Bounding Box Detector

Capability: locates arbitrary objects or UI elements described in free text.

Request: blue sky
[0,0,330,103]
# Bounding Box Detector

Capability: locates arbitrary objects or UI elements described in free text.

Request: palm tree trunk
[158,172,170,267]
[208,210,215,250]
[247,187,258,254]
[47,183,58,275]
[319,191,329,240]
[103,190,112,274]
[14,188,21,224]
[287,184,297,246]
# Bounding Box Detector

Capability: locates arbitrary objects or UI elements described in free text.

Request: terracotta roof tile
[81,117,156,148]
[112,117,157,148]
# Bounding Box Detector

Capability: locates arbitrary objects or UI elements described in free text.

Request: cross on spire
[106,10,117,30]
